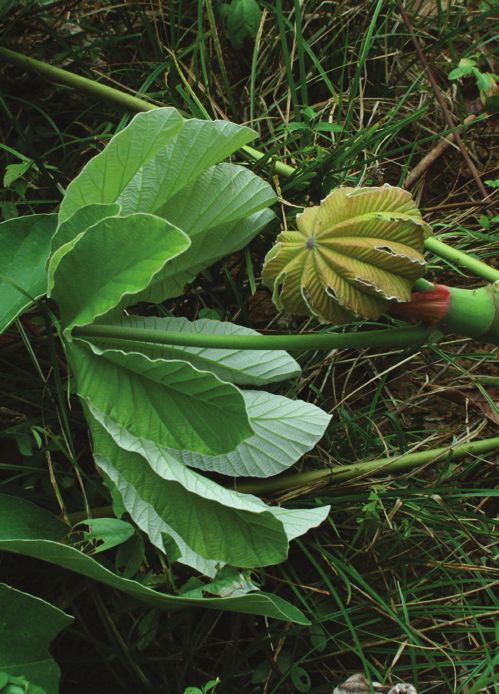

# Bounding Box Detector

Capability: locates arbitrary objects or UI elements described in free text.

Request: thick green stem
[0,46,294,178]
[413,278,435,292]
[393,282,499,343]
[236,436,499,495]
[74,323,432,351]
[1,45,497,276]
[66,436,499,515]
[440,283,499,340]
[241,144,296,177]
[0,46,156,113]
[424,237,499,283]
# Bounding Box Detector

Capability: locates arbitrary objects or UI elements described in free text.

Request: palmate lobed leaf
[42,107,332,585]
[54,108,276,308]
[0,214,57,335]
[262,185,433,323]
[0,493,310,624]
[70,340,253,455]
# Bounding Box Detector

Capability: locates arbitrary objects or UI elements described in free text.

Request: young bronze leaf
[262,185,432,323]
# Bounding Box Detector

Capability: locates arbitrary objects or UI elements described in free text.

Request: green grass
[0,1,497,692]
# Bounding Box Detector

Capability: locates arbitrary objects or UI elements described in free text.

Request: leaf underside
[89,314,301,386]
[71,340,253,456]
[88,403,329,572]
[176,389,331,478]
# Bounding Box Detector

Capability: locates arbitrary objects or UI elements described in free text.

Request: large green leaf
[89,405,289,568]
[133,163,276,304]
[119,121,257,215]
[0,214,57,334]
[155,163,275,228]
[177,390,331,477]
[91,315,300,386]
[90,406,329,570]
[48,203,122,293]
[58,108,184,223]
[59,111,257,223]
[262,185,432,323]
[0,493,309,624]
[146,208,274,303]
[0,583,72,694]
[50,213,190,329]
[57,110,275,309]
[49,202,120,257]
[71,340,253,455]
[104,455,329,576]
[103,466,221,577]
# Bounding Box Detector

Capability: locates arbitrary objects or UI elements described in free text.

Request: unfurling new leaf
[262,185,432,323]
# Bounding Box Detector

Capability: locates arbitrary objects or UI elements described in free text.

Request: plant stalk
[424,237,499,283]
[0,46,157,113]
[74,323,433,352]
[1,45,496,277]
[0,46,294,178]
[236,436,499,495]
[65,436,499,517]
